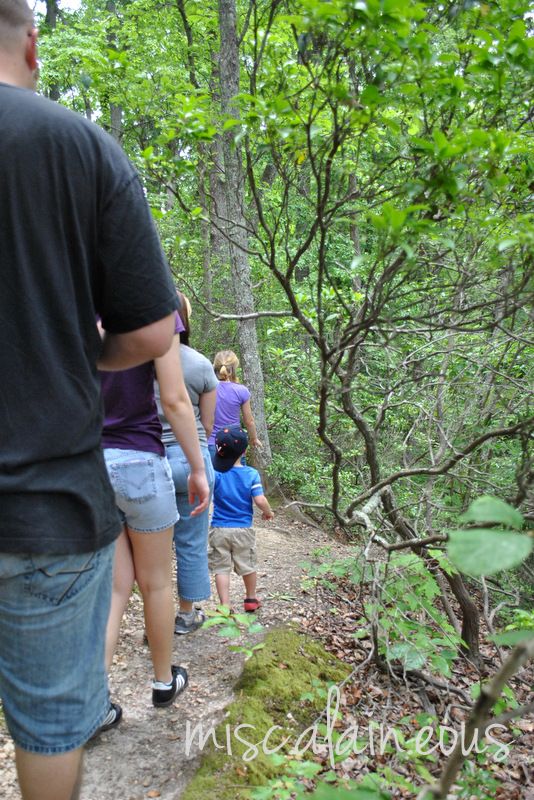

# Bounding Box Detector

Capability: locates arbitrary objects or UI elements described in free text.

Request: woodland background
[34,0,533,797]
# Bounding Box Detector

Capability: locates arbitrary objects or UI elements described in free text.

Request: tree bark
[106,0,123,143]
[45,0,60,101]
[217,0,271,466]
[418,637,534,799]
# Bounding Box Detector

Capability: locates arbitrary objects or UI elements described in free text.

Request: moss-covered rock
[181,627,350,800]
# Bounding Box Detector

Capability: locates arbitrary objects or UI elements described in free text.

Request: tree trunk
[217,0,271,467]
[198,158,212,306]
[45,0,60,101]
[106,1,123,143]
[208,51,231,289]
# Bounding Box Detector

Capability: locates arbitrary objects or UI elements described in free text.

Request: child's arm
[253,494,274,521]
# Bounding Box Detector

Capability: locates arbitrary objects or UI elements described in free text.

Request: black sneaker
[91,702,122,738]
[152,665,188,708]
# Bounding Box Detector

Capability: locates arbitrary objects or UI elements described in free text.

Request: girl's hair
[213,350,240,382]
[176,290,192,346]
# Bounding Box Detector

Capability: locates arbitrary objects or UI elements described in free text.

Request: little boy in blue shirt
[209,425,274,612]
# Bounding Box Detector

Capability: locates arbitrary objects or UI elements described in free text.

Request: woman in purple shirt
[99,315,209,725]
[207,350,261,456]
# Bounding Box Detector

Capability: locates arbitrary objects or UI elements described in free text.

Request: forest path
[0,508,346,800]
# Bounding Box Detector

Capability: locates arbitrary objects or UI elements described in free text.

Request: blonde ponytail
[214,350,240,382]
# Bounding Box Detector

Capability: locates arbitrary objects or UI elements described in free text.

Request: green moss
[181,627,350,800]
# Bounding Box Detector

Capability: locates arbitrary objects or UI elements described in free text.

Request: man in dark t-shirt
[0,3,179,798]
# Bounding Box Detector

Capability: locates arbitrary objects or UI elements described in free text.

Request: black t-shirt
[0,83,178,554]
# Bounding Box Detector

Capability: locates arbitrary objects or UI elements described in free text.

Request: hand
[187,470,210,516]
[262,510,274,521]
[251,437,263,449]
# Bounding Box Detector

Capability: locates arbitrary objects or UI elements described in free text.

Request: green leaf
[248,623,264,634]
[361,85,382,106]
[310,783,390,800]
[490,630,534,646]
[228,644,247,653]
[498,238,517,251]
[460,496,524,530]
[222,117,241,131]
[388,643,426,670]
[216,625,241,638]
[202,616,229,628]
[288,759,322,778]
[448,529,533,576]
[508,20,526,42]
[233,613,252,625]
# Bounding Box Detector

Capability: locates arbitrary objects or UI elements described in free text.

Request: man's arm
[97,313,175,371]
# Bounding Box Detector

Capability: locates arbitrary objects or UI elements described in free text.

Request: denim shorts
[0,541,115,753]
[104,449,179,533]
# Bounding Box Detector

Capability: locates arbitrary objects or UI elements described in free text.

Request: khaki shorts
[208,527,257,576]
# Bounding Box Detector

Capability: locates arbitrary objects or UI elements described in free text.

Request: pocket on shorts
[110,458,157,503]
[159,456,175,489]
[27,551,101,606]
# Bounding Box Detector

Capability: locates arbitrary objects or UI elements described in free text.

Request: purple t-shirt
[208,381,251,445]
[100,312,184,455]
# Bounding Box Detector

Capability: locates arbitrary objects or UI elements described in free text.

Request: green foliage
[448,530,533,577]
[180,629,350,800]
[452,759,502,800]
[504,607,534,632]
[470,681,519,719]
[203,605,265,659]
[301,547,461,677]
[460,496,525,530]
[34,3,533,797]
[491,629,534,646]
[296,775,391,800]
[371,554,462,677]
[37,0,533,543]
[491,607,534,647]
[448,496,533,577]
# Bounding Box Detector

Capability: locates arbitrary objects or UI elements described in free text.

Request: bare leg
[129,527,174,684]
[214,573,231,607]
[16,748,83,800]
[179,599,193,613]
[104,529,135,670]
[242,571,257,599]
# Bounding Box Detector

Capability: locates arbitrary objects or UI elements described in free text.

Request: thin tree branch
[418,637,534,799]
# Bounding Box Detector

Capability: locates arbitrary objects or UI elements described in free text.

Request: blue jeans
[166,444,214,602]
[0,541,115,753]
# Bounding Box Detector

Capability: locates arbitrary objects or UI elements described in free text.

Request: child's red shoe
[243,597,261,613]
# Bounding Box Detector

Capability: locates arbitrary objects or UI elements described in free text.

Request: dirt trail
[0,510,345,800]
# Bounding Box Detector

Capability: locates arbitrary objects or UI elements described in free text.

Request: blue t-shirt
[211,466,264,527]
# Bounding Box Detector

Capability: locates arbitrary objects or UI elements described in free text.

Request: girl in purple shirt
[208,350,262,452]
[100,313,209,721]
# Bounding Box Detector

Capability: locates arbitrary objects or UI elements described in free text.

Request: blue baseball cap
[213,425,248,472]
